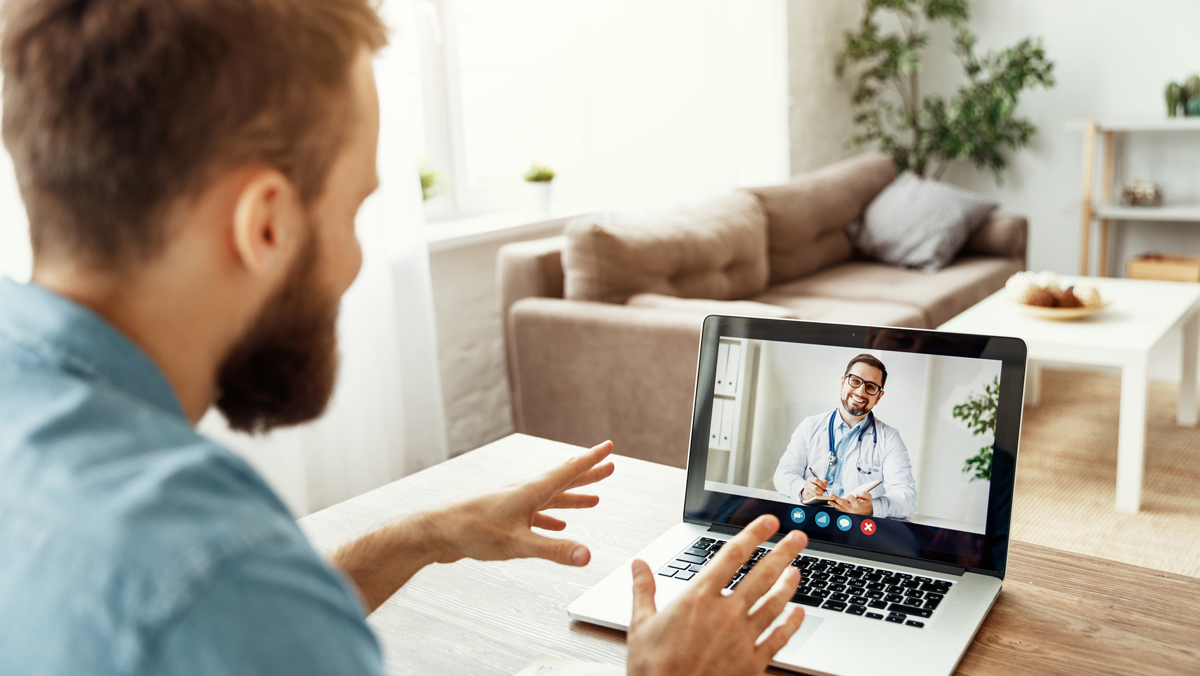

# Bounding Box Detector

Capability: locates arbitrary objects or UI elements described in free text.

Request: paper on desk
[513,654,625,676]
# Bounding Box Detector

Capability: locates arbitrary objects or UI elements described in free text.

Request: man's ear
[231,168,304,277]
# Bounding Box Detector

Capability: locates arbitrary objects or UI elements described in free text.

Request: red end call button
[860,518,876,535]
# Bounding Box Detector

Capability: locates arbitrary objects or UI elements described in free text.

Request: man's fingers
[531,512,567,531]
[755,606,806,659]
[528,441,614,505]
[515,532,590,567]
[563,461,615,492]
[695,515,779,594]
[543,492,600,510]
[748,566,799,635]
[629,559,658,629]
[733,530,806,607]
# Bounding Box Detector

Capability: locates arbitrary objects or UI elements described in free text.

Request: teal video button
[790,507,806,524]
[814,511,831,528]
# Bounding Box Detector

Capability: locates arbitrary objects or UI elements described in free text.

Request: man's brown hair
[845,353,887,389]
[1,0,387,269]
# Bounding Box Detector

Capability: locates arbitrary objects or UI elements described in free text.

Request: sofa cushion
[626,293,799,318]
[750,256,1022,328]
[747,294,926,329]
[747,152,896,285]
[562,192,769,304]
[852,172,998,272]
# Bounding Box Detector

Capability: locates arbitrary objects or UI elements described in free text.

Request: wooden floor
[1012,369,1200,577]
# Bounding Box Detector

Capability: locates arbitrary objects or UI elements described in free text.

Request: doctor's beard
[841,391,872,417]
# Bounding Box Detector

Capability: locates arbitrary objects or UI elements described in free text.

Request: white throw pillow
[853,172,998,272]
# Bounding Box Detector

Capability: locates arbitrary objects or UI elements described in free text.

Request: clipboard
[800,479,882,505]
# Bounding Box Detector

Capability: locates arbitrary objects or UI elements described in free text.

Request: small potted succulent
[523,162,556,214]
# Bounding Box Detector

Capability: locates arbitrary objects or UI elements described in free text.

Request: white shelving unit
[706,338,760,485]
[1070,118,1200,276]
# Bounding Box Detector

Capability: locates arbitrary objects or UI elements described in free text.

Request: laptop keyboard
[657,536,954,629]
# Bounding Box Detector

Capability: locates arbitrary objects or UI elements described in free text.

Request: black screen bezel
[683,315,1026,578]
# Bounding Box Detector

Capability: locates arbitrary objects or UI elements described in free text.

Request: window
[415,0,790,221]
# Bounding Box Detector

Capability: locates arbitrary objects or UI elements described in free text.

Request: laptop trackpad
[774,615,823,659]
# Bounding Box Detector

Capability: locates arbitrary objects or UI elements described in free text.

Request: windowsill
[423,200,601,253]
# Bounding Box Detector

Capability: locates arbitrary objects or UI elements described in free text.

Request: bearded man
[0,1,808,674]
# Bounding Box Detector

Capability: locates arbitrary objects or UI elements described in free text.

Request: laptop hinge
[707,523,740,535]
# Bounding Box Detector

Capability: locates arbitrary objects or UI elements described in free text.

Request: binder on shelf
[709,398,724,448]
[715,342,729,394]
[719,397,736,450]
[725,342,741,393]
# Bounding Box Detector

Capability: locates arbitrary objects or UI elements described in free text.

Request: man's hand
[801,475,828,501]
[830,492,872,515]
[626,516,809,676]
[333,441,615,612]
[432,440,616,566]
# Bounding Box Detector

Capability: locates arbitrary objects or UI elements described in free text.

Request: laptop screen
[683,316,1026,576]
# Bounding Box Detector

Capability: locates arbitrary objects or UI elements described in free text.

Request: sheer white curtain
[204,0,448,516]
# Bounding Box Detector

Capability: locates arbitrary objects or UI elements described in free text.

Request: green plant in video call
[523,162,556,183]
[953,375,999,482]
[836,0,1055,183]
[419,157,446,202]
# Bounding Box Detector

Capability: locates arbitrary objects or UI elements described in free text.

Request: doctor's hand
[627,516,809,676]
[432,440,615,566]
[830,493,873,516]
[801,475,828,501]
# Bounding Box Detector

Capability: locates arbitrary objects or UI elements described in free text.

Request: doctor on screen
[773,353,917,519]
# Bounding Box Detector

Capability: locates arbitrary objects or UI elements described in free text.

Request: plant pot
[527,181,552,214]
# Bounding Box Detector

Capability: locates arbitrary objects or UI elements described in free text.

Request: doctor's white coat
[772,409,918,519]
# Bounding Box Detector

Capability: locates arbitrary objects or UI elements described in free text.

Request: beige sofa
[498,153,1026,468]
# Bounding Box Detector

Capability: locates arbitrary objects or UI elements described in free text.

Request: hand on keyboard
[627,515,809,676]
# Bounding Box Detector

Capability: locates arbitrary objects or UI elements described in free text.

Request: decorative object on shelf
[836,0,1055,184]
[523,162,555,214]
[1005,271,1109,320]
[1166,82,1182,118]
[1120,178,1163,207]
[419,157,446,202]
[1127,253,1200,282]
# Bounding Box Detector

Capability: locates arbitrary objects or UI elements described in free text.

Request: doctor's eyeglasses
[843,374,883,396]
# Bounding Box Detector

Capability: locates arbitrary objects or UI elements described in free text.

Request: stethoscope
[826,410,880,475]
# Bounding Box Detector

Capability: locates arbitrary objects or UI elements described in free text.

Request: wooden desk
[299,434,1200,675]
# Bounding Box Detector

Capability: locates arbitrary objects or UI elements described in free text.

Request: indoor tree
[837,0,1055,183]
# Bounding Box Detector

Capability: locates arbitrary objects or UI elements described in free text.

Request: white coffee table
[939,276,1200,513]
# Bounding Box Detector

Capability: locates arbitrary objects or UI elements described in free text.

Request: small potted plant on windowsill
[523,162,555,214]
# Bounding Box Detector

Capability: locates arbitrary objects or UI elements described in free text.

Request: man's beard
[215,233,340,434]
[841,392,871,417]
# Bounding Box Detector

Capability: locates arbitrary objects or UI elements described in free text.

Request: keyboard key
[810,580,828,589]
[685,548,709,558]
[850,596,868,606]
[920,582,951,593]
[905,620,925,628]
[675,571,695,581]
[884,594,905,604]
[813,572,832,581]
[792,593,823,607]
[846,605,867,616]
[887,585,905,594]
[668,560,689,569]
[831,592,849,602]
[865,612,884,620]
[848,579,867,588]
[658,569,676,578]
[845,569,864,579]
[864,573,883,582]
[812,589,831,599]
[822,600,847,612]
[887,603,933,618]
[801,556,818,564]
[828,583,846,593]
[831,574,849,584]
[925,592,944,603]
[866,582,886,591]
[689,564,705,573]
[923,598,941,610]
[885,614,905,624]
[901,579,920,589]
[677,554,706,565]
[914,576,931,583]
[895,573,912,579]
[865,590,884,600]
[867,600,888,610]
[904,589,924,599]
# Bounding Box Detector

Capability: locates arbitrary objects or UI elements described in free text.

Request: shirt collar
[0,277,185,419]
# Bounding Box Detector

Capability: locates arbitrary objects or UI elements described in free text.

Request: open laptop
[568,315,1026,676]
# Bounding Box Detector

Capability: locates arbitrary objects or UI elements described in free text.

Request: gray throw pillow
[852,172,998,272]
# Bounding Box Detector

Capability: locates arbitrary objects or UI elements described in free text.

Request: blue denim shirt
[0,278,384,675]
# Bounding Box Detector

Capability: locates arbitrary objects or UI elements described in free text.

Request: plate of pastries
[1005,271,1110,320]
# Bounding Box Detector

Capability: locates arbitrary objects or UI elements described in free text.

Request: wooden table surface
[299,434,1200,675]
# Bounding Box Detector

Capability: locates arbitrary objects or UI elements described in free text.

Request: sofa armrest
[961,212,1027,264]
[508,297,706,467]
